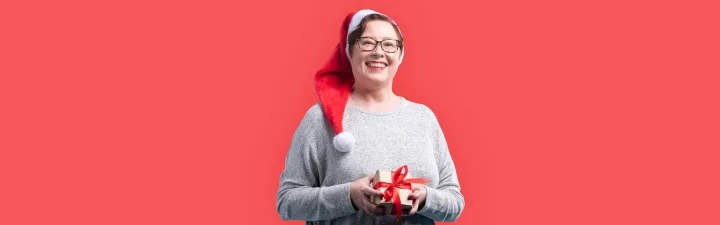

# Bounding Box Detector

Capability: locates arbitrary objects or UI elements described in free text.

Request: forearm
[418,185,465,221]
[276,182,357,221]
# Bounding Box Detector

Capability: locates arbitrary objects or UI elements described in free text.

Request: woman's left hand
[407,184,427,215]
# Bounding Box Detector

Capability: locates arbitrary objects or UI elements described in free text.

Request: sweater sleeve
[417,106,466,221]
[276,106,357,221]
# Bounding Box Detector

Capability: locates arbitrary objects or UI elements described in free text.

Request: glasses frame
[355,37,404,53]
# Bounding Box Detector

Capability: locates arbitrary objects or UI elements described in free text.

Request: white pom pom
[333,132,356,152]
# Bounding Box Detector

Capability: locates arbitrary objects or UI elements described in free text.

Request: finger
[408,190,419,200]
[361,196,381,216]
[360,192,380,215]
[365,205,379,216]
[408,196,419,215]
[362,186,384,197]
[361,187,375,197]
[409,194,418,200]
[357,199,371,215]
[367,174,378,185]
[362,203,377,216]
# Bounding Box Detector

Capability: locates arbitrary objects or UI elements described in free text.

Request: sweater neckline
[346,96,407,116]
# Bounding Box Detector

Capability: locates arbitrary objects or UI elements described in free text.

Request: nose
[371,43,385,58]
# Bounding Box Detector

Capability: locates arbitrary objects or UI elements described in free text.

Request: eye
[360,40,375,46]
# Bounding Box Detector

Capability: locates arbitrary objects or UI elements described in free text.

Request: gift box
[370,165,430,221]
[371,170,414,215]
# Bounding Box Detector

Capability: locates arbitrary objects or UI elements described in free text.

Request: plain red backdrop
[1,0,719,224]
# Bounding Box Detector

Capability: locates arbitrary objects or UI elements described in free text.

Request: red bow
[373,165,430,222]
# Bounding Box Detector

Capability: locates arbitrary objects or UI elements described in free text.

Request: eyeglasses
[356,37,403,53]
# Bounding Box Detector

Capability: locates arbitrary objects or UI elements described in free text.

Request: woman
[276,9,464,224]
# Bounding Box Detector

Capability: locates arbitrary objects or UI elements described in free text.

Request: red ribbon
[373,165,430,222]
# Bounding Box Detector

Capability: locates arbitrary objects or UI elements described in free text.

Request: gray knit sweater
[276,97,464,225]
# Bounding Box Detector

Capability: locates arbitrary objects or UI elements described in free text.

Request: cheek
[353,60,365,70]
[350,60,367,77]
[349,56,362,68]
[350,52,366,66]
[388,54,400,65]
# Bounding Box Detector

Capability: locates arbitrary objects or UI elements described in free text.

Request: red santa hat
[314,9,404,152]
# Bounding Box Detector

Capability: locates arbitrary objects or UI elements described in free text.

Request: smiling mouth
[366,62,387,71]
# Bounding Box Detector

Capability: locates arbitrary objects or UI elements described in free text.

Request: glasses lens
[381,40,399,53]
[359,38,376,51]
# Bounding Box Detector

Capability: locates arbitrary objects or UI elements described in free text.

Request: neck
[349,83,401,112]
[350,85,396,103]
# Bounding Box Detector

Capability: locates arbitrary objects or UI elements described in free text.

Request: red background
[1,0,719,224]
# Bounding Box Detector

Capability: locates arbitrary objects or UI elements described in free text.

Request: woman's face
[349,20,403,89]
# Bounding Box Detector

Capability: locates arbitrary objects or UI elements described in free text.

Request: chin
[363,73,389,82]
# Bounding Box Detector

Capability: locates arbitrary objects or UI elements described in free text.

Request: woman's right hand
[350,174,386,216]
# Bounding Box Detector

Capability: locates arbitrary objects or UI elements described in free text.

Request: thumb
[362,186,384,197]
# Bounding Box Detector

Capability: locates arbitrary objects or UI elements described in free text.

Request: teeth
[366,62,387,68]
